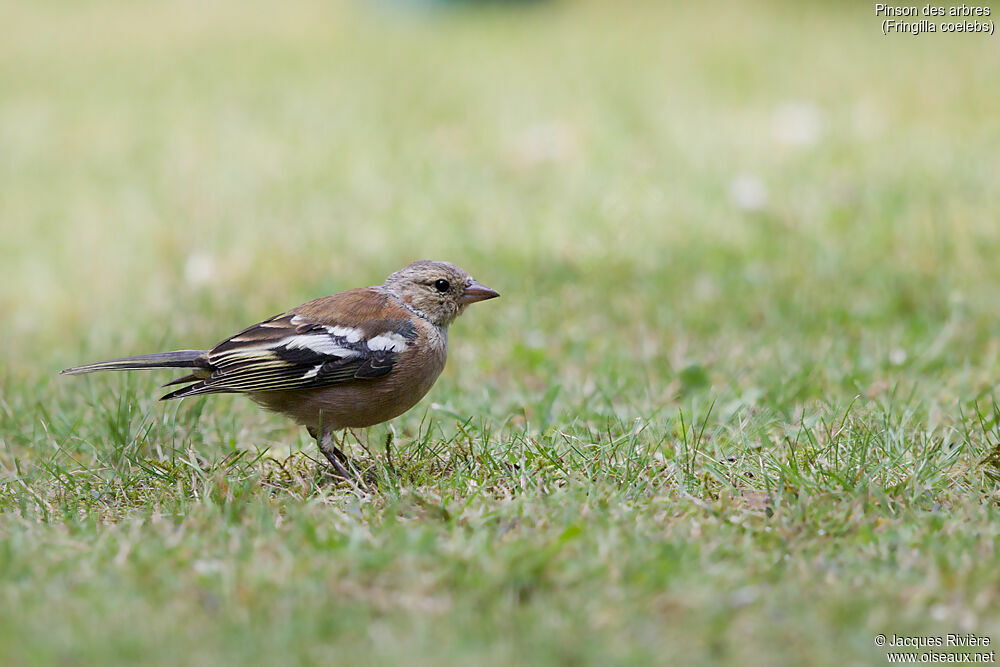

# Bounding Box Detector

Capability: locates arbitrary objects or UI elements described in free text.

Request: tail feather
[160,381,218,401]
[60,350,208,375]
[161,372,202,387]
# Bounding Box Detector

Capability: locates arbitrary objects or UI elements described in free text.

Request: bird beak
[459,280,500,305]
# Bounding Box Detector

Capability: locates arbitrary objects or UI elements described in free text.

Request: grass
[2,1,1000,664]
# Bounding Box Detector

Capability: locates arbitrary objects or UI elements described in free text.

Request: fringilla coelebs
[62,260,500,479]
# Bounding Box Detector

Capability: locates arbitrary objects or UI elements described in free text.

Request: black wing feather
[160,315,417,400]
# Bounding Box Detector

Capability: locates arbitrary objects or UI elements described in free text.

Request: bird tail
[60,350,208,375]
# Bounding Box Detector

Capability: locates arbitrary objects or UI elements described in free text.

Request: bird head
[384,260,500,327]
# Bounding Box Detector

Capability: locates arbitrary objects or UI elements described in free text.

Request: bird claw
[318,442,379,492]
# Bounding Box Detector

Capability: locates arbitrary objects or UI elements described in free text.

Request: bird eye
[433,279,450,293]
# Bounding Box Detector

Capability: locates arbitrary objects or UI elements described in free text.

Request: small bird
[62,260,499,480]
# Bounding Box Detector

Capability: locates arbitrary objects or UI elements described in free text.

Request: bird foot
[317,430,390,491]
[318,443,380,491]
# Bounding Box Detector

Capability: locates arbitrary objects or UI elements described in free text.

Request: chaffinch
[62,260,500,480]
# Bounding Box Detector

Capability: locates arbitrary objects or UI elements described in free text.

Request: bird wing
[161,289,419,399]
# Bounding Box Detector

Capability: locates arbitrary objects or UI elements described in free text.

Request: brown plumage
[61,260,500,480]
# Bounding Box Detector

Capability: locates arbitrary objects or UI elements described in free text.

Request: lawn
[2,1,1000,665]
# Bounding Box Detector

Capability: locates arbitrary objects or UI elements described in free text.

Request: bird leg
[316,429,360,482]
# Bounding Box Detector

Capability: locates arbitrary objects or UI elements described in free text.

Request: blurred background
[3,0,998,380]
[2,0,999,449]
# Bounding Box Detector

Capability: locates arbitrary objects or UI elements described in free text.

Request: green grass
[3,1,1000,664]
